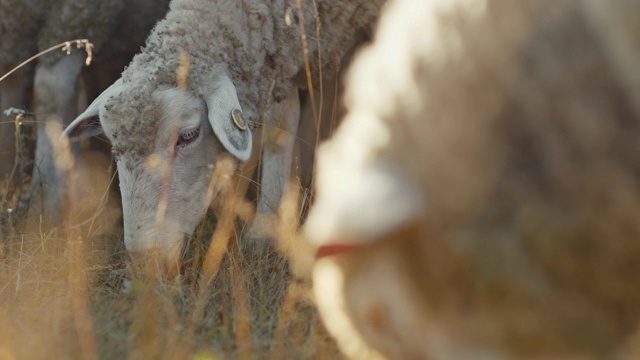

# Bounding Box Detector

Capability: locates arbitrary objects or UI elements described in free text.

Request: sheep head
[64,76,252,272]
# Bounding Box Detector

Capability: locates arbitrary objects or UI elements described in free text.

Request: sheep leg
[247,89,301,248]
[0,67,32,182]
[29,54,84,218]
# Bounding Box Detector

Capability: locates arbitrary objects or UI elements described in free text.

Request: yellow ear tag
[231,108,248,131]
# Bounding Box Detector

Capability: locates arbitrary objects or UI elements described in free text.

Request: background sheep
[0,0,170,216]
[64,0,385,271]
[306,0,640,358]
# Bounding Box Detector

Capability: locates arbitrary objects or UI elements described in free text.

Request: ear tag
[231,108,248,131]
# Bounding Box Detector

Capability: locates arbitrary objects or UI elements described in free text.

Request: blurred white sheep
[306,0,640,358]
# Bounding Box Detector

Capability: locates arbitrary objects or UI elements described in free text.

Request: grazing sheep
[63,0,385,270]
[305,0,640,358]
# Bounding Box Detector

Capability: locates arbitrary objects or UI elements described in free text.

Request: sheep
[31,0,171,214]
[305,0,640,358]
[0,0,170,214]
[63,0,385,271]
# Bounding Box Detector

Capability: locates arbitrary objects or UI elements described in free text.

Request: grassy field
[0,114,341,359]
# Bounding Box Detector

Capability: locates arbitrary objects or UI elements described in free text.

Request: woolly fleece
[104,0,385,160]
[311,0,640,356]
[0,0,170,70]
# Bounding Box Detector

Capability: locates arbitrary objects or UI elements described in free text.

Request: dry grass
[0,85,341,360]
[0,165,341,359]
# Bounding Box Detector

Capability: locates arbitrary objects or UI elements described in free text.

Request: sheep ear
[64,78,123,140]
[206,77,252,161]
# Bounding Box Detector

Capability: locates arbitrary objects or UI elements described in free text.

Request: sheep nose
[125,236,185,278]
[127,249,183,279]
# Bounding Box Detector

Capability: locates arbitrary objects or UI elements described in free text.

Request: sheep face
[113,86,223,270]
[64,77,252,271]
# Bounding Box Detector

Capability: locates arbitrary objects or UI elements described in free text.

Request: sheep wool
[105,0,385,160]
[0,0,126,69]
[36,0,125,66]
[309,0,640,357]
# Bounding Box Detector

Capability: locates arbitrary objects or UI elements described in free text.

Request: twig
[0,113,23,215]
[0,39,93,84]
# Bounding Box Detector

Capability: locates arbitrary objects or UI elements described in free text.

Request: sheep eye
[176,127,200,148]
